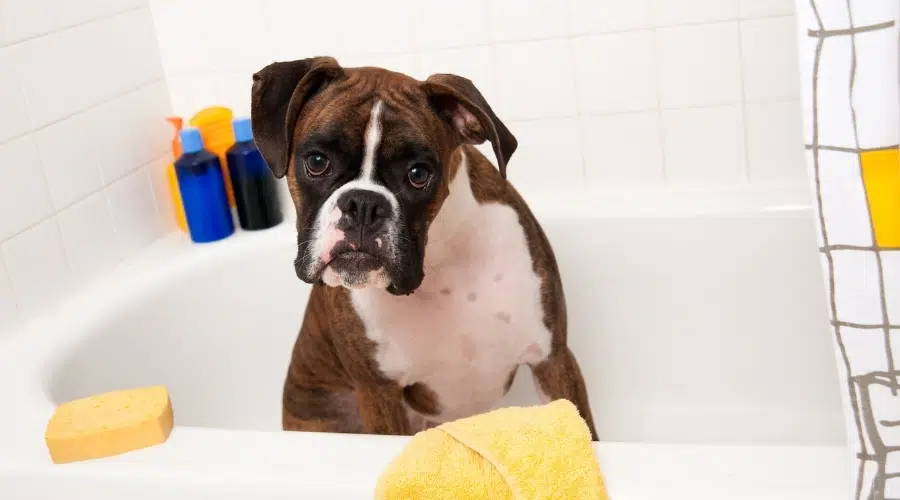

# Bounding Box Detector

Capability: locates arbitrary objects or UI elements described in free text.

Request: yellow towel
[375,399,608,500]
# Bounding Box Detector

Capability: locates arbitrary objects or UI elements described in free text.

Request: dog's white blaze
[351,151,553,424]
[308,99,400,283]
[359,100,383,183]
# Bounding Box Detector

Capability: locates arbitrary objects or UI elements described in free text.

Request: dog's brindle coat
[250,56,597,440]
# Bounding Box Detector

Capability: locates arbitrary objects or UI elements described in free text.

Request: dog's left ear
[421,74,517,179]
[250,56,344,178]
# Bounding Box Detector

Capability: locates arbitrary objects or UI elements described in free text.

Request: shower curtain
[794,1,899,499]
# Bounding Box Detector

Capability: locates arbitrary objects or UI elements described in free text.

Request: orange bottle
[189,106,237,208]
[165,117,188,232]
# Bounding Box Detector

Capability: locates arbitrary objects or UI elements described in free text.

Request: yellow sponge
[44,386,174,464]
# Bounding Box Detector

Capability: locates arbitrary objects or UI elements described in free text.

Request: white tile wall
[0,49,32,144]
[656,22,743,109]
[745,100,807,183]
[2,218,73,319]
[0,3,173,334]
[582,111,665,187]
[166,73,255,122]
[107,166,166,258]
[739,0,795,18]
[0,137,55,241]
[0,0,809,333]
[494,39,577,120]
[343,0,417,56]
[0,0,145,43]
[57,192,122,284]
[652,0,739,26]
[149,0,806,196]
[420,46,496,100]
[36,109,107,209]
[16,9,163,128]
[662,106,747,184]
[573,30,657,115]
[489,0,570,42]
[0,259,18,333]
[740,16,801,102]
[507,117,585,198]
[260,1,340,62]
[570,0,652,35]
[415,0,490,49]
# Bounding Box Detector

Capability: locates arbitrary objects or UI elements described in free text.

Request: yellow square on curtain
[861,148,900,248]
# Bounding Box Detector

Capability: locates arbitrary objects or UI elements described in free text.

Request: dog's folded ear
[250,56,344,178]
[421,74,517,179]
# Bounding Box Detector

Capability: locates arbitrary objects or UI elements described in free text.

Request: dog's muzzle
[300,188,397,290]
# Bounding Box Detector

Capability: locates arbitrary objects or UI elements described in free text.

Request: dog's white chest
[351,169,551,423]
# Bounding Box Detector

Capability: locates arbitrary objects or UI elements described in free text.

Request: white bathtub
[0,186,852,499]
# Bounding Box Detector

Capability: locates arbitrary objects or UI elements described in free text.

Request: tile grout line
[563,0,589,184]
[142,157,171,237]
[100,180,126,273]
[0,4,148,50]
[147,1,184,107]
[650,26,669,184]
[484,0,501,167]
[736,19,753,183]
[0,243,22,321]
[144,87,179,233]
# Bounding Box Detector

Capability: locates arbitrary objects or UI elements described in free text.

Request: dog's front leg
[531,347,599,441]
[356,383,412,436]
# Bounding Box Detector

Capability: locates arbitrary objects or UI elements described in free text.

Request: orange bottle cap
[167,116,184,157]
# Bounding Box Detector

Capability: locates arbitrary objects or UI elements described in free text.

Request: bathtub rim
[0,185,852,498]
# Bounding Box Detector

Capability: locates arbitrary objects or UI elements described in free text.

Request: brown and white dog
[250,56,597,440]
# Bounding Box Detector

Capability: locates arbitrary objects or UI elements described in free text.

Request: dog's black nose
[337,189,391,233]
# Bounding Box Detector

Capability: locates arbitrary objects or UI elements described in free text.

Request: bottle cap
[232,117,254,143]
[179,127,204,154]
[167,116,183,157]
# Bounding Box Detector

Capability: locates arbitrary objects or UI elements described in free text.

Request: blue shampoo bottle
[225,117,283,230]
[175,127,235,243]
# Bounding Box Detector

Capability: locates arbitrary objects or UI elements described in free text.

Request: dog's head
[250,56,516,295]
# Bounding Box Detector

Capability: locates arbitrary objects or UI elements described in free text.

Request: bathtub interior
[48,240,307,433]
[47,203,845,446]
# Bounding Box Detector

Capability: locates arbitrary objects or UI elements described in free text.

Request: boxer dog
[250,56,598,440]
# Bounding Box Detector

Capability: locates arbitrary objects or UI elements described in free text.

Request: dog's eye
[407,164,431,189]
[304,153,331,176]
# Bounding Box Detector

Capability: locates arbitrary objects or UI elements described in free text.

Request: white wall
[0,1,175,335]
[0,0,806,335]
[150,0,804,201]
